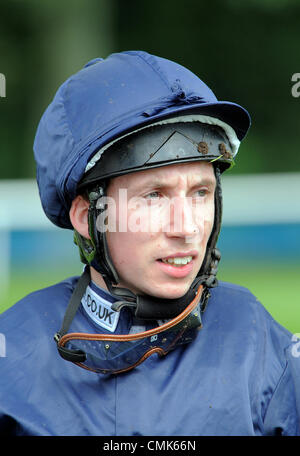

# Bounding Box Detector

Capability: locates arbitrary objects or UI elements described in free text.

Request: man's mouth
[156,252,196,278]
[157,251,198,270]
[161,256,193,267]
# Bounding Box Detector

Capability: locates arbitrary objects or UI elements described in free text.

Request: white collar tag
[81,285,120,333]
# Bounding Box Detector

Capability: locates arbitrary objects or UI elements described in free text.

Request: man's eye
[145,191,161,199]
[195,189,208,197]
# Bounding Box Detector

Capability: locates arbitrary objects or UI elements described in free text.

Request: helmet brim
[138,100,251,142]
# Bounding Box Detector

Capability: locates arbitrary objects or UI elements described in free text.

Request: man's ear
[69,195,91,239]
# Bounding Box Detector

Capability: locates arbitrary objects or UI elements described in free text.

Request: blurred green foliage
[0,0,299,179]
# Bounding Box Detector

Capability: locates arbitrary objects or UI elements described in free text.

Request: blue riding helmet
[34,50,250,231]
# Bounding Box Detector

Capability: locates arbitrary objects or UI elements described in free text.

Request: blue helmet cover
[33,51,251,229]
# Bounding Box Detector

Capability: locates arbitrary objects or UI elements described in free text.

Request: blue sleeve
[264,339,300,436]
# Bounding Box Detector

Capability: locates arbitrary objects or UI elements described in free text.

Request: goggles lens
[57,286,203,374]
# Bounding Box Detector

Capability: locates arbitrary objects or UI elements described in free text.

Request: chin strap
[103,269,215,320]
[73,182,120,284]
[198,247,221,288]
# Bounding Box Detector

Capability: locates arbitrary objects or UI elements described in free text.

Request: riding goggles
[54,269,204,375]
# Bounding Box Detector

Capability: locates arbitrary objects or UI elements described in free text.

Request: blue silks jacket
[0,277,299,436]
[4,52,297,436]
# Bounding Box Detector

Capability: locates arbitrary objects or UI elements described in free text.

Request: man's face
[104,161,216,299]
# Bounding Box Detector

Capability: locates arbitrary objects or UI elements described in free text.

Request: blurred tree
[0,0,299,179]
[0,0,114,179]
[114,0,300,174]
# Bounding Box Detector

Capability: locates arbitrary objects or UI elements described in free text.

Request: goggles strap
[54,266,91,342]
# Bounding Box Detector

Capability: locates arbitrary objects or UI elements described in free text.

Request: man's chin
[148,281,193,300]
[115,276,195,301]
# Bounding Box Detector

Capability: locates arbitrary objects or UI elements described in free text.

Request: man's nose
[164,197,204,241]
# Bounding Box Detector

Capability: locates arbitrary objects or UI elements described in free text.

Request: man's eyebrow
[130,175,216,192]
[189,177,216,188]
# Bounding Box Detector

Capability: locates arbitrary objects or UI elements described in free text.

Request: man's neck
[90,266,108,291]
